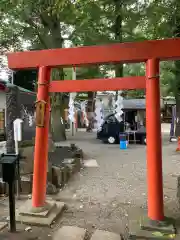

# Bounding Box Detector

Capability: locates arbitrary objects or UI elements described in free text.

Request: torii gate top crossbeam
[7,38,180,69]
[49,76,145,92]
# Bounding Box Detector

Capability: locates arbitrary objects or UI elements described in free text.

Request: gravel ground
[52,126,180,237]
[0,123,180,239]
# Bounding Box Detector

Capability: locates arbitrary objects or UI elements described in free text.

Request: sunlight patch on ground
[83,159,99,167]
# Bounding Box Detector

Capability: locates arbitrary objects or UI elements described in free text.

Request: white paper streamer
[95,99,104,129]
[68,97,76,122]
[28,115,33,127]
[68,68,77,123]
[81,101,89,127]
[115,92,124,122]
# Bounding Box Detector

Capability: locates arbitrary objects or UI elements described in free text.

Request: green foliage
[1,0,180,99]
[0,0,77,50]
[136,0,180,98]
[123,63,145,98]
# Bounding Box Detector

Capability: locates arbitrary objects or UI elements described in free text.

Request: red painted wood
[7,38,180,69]
[32,66,50,208]
[146,59,164,221]
[49,76,145,92]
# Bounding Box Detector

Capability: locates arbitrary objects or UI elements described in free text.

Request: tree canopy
[0,0,174,96]
[1,0,180,135]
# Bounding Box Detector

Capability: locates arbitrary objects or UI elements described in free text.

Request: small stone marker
[91,230,121,240]
[53,226,86,240]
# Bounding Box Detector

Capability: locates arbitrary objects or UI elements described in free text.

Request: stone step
[53,226,122,240]
[53,226,86,240]
[91,230,121,240]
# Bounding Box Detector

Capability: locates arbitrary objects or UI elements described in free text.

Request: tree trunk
[87,92,96,130]
[50,24,67,141]
[87,92,96,112]
[26,11,67,141]
[114,0,123,100]
[174,61,180,136]
[51,106,66,142]
[173,1,180,136]
[50,68,66,142]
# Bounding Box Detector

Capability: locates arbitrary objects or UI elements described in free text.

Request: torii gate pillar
[32,66,50,207]
[146,59,164,220]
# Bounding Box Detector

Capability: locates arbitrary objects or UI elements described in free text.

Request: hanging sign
[35,100,46,127]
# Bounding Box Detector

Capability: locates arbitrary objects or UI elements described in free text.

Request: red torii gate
[7,38,180,223]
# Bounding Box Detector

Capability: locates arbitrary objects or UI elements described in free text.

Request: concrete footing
[140,217,175,234]
[128,208,176,239]
[16,199,65,226]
